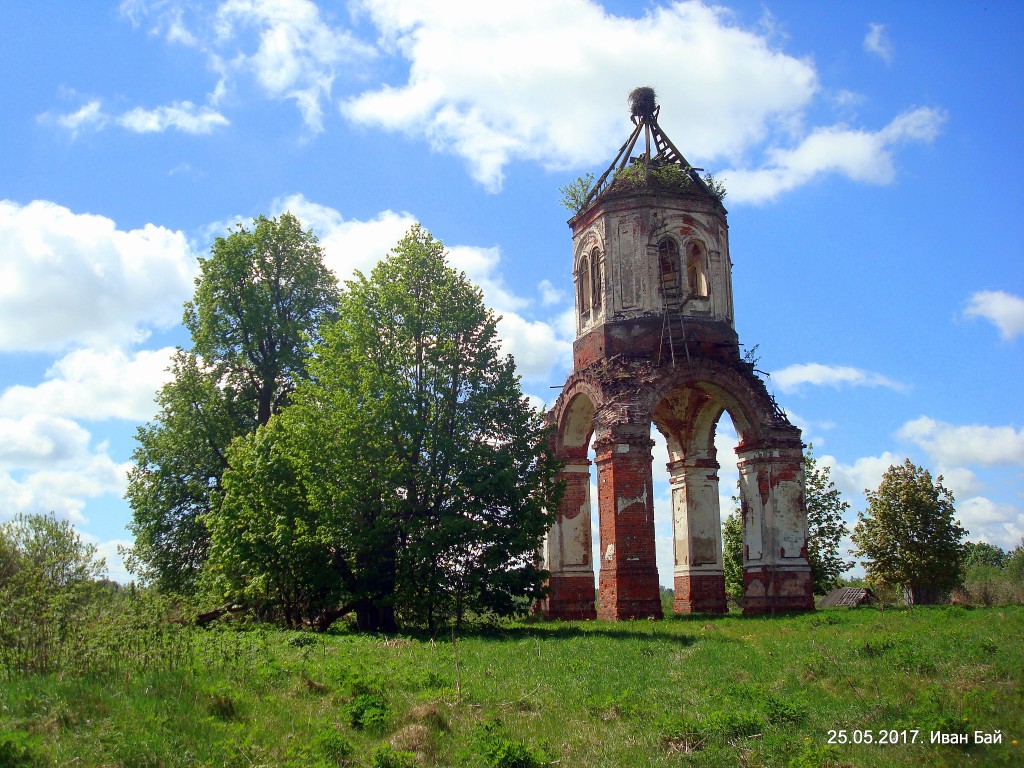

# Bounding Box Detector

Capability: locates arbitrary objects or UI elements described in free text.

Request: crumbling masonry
[539,90,814,619]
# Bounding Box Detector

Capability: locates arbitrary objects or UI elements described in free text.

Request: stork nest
[628,86,657,118]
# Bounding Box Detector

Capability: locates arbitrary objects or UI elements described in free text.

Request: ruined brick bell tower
[540,88,814,620]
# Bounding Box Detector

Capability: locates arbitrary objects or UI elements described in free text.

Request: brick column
[669,455,727,614]
[594,424,662,620]
[542,458,597,619]
[736,445,814,614]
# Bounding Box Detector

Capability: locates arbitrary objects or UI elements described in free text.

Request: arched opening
[543,392,598,619]
[545,370,811,620]
[590,248,602,311]
[651,381,752,613]
[577,253,592,316]
[658,237,683,306]
[686,240,709,298]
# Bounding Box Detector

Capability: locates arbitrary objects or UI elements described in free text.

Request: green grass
[1,606,1022,767]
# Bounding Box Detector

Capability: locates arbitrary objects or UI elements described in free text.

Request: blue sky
[2,0,1021,585]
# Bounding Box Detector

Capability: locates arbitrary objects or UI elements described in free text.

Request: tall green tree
[185,212,340,427]
[208,225,560,631]
[851,459,967,604]
[125,213,338,593]
[722,508,744,602]
[803,446,851,595]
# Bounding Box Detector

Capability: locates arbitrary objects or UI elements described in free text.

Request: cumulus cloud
[495,313,573,384]
[897,416,1024,468]
[118,101,229,133]
[863,22,893,64]
[0,415,94,469]
[45,99,229,136]
[0,347,177,422]
[538,280,565,306]
[105,1,940,198]
[964,290,1024,340]
[0,200,196,351]
[771,362,905,394]
[53,100,108,136]
[0,457,129,525]
[723,106,946,203]
[820,451,905,498]
[345,0,819,191]
[270,193,417,277]
[271,195,572,382]
[957,497,1024,551]
[0,415,130,523]
[123,0,376,132]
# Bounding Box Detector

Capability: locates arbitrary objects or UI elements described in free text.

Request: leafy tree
[803,446,851,595]
[209,225,560,631]
[1005,542,1024,584]
[0,513,105,591]
[125,352,249,592]
[962,541,1006,570]
[558,173,595,213]
[722,508,744,602]
[125,213,338,593]
[851,459,967,604]
[205,418,351,629]
[185,212,339,427]
[0,513,106,674]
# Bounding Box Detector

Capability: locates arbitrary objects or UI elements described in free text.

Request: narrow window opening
[578,254,592,316]
[658,238,682,306]
[591,248,602,310]
[687,241,709,298]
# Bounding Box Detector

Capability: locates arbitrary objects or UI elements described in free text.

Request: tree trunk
[355,601,397,633]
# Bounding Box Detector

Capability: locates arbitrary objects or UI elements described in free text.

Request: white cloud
[0,416,130,524]
[863,22,893,64]
[272,195,571,383]
[0,200,196,351]
[123,0,376,132]
[447,245,530,314]
[0,458,129,525]
[0,414,93,469]
[771,362,905,394]
[724,106,946,203]
[346,0,819,191]
[118,101,229,133]
[90,536,135,584]
[820,451,905,497]
[957,497,1024,551]
[271,193,417,278]
[539,279,565,306]
[46,99,229,136]
[494,312,572,382]
[54,100,108,136]
[897,416,1024,468]
[964,290,1024,341]
[0,347,177,422]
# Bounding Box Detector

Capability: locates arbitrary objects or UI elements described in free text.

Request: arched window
[687,241,709,298]
[658,238,682,305]
[590,248,602,310]
[578,253,592,316]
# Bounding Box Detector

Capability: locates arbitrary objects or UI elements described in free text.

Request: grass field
[1,604,1021,767]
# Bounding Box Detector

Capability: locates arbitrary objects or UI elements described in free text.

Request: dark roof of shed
[818,587,875,608]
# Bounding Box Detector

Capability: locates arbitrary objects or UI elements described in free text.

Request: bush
[0,513,107,677]
[370,744,417,768]
[345,693,389,730]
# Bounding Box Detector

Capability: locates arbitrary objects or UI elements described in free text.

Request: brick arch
[542,356,811,619]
